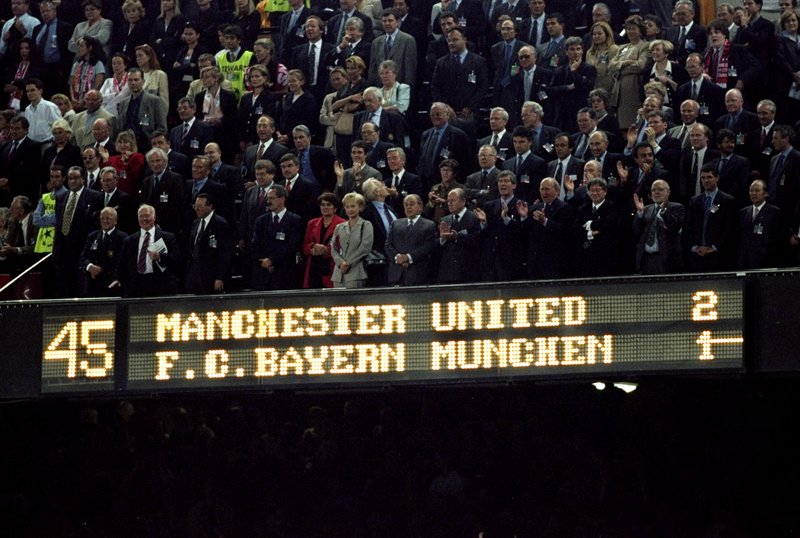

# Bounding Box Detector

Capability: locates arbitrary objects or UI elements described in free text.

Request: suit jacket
[685,189,738,269]
[53,187,105,264]
[79,227,128,297]
[353,109,407,146]
[38,142,83,191]
[519,16,550,50]
[675,78,726,129]
[385,216,437,285]
[277,91,319,140]
[186,213,234,293]
[548,62,597,133]
[633,201,685,273]
[738,203,785,269]
[3,215,38,272]
[665,23,707,64]
[211,162,241,204]
[431,52,490,115]
[331,217,373,284]
[32,19,73,73]
[432,0,487,44]
[169,119,214,159]
[437,209,480,283]
[238,90,279,145]
[464,168,501,208]
[115,228,181,297]
[278,6,312,61]
[103,189,135,233]
[768,148,800,216]
[704,42,761,92]
[194,89,238,153]
[679,147,721,202]
[291,145,336,192]
[547,157,585,191]
[115,19,153,57]
[139,170,185,234]
[478,131,514,163]
[708,154,751,207]
[285,176,322,223]
[502,152,548,203]
[325,10,374,46]
[0,137,42,205]
[748,124,778,181]
[289,40,336,103]
[368,30,416,87]
[163,150,190,180]
[183,179,229,233]
[536,38,567,70]
[732,14,775,65]
[333,163,383,200]
[715,110,760,155]
[523,197,575,279]
[477,196,527,281]
[366,140,399,179]
[383,171,423,215]
[323,38,372,69]
[242,140,289,185]
[238,183,272,245]
[251,209,305,290]
[68,18,114,58]
[71,108,117,149]
[360,201,397,256]
[532,124,561,161]
[573,198,621,277]
[118,92,168,147]
[418,124,471,187]
[490,38,528,92]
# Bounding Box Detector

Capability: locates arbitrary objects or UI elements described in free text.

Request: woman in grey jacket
[331,192,373,289]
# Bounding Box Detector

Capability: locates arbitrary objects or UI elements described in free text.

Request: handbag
[334,112,355,135]
[364,249,388,267]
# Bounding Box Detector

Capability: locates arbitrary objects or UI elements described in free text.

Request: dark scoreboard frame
[17,275,747,398]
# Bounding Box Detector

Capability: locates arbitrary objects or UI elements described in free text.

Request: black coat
[79,227,128,297]
[523,197,574,279]
[115,228,181,297]
[738,203,785,269]
[437,209,481,283]
[169,119,213,159]
[186,213,234,294]
[251,209,305,290]
[139,170,185,234]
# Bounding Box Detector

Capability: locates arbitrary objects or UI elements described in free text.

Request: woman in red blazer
[302,193,345,288]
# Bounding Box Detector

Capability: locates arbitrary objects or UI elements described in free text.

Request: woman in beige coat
[332,193,374,289]
[609,15,651,128]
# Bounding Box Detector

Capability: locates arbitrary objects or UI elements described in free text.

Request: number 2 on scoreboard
[44,321,115,378]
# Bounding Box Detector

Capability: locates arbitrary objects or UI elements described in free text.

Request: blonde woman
[234,0,261,49]
[115,0,151,56]
[332,192,373,289]
[102,131,145,196]
[609,15,651,127]
[586,22,619,94]
[151,0,185,69]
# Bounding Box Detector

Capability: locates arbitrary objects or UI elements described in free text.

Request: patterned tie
[692,151,699,195]
[760,128,767,149]
[385,34,393,58]
[257,142,265,160]
[691,82,698,101]
[182,122,190,142]
[752,205,759,222]
[491,133,498,150]
[61,192,77,236]
[138,231,150,273]
[273,214,279,230]
[308,43,317,85]
[258,188,266,205]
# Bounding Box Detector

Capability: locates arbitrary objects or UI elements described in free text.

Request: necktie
[454,54,461,66]
[257,142,265,160]
[546,39,556,58]
[39,21,50,48]
[88,172,95,188]
[481,170,488,185]
[711,49,719,81]
[760,128,768,149]
[502,44,512,87]
[192,182,199,198]
[182,122,190,141]
[770,154,785,200]
[530,18,538,46]
[452,214,459,227]
[383,205,395,231]
[138,231,150,273]
[577,135,588,158]
[516,155,522,174]
[95,142,101,150]
[702,194,712,245]
[104,192,111,206]
[289,9,299,31]
[692,152,700,195]
[393,175,400,188]
[752,205,759,222]
[228,51,235,62]
[691,82,698,101]
[678,26,686,45]
[646,208,658,246]
[308,43,317,85]
[7,141,18,163]
[719,157,728,172]
[423,132,437,177]
[272,214,279,230]
[345,44,353,57]
[258,188,266,205]
[524,69,532,100]
[491,133,498,150]
[406,219,414,233]
[62,192,77,236]
[287,180,292,194]
[195,218,205,245]
[385,34,393,58]
[555,161,563,184]
[592,205,597,216]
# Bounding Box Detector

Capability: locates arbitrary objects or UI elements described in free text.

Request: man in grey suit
[368,9,417,87]
[633,179,685,275]
[118,68,167,153]
[385,194,437,285]
[71,90,117,149]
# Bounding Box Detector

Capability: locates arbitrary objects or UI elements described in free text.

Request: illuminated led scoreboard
[39,277,745,394]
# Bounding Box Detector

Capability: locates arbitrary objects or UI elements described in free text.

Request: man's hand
[334,160,344,182]
[88,264,103,278]
[564,175,575,194]
[395,253,409,265]
[214,279,224,292]
[695,246,714,256]
[148,250,160,261]
[570,58,581,71]
[473,207,487,225]
[616,160,629,183]
[109,280,121,289]
[500,200,509,220]
[352,161,363,178]
[439,220,456,240]
[626,124,638,147]
[516,199,529,219]
[644,126,656,146]
[633,193,644,213]
[460,107,471,121]
[260,257,273,270]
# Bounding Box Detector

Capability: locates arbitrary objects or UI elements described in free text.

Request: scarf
[704,40,730,88]
[8,61,30,108]
[112,72,128,94]
[73,61,94,100]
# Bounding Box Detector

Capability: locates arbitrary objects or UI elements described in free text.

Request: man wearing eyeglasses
[633,179,685,275]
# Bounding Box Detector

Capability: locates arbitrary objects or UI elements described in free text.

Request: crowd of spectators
[3,0,800,298]
[0,380,798,536]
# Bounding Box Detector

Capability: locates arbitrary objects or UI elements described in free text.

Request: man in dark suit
[185,193,234,294]
[665,0,706,64]
[502,125,548,203]
[325,0,374,46]
[520,177,574,279]
[767,125,800,216]
[368,9,417,87]
[353,88,407,146]
[685,164,739,272]
[473,170,527,281]
[184,156,230,236]
[632,179,685,274]
[520,101,560,161]
[573,177,621,277]
[0,195,38,273]
[277,0,311,62]
[88,119,118,157]
[32,0,74,97]
[238,160,278,288]
[251,184,305,290]
[748,100,778,181]
[570,108,618,162]
[170,98,214,160]
[280,153,322,223]
[586,131,623,188]
[290,125,336,191]
[0,116,41,207]
[548,133,584,196]
[323,15,372,68]
[432,0,487,45]
[53,166,104,297]
[708,128,751,208]
[478,108,514,163]
[385,194,437,285]
[242,115,289,188]
[140,148,185,235]
[679,124,720,204]
[547,37,596,133]
[706,21,762,95]
[118,68,167,153]
[79,207,127,297]
[738,179,786,269]
[361,121,399,180]
[111,204,181,298]
[624,110,682,178]
[732,0,774,75]
[431,27,489,124]
[437,188,480,283]
[491,19,529,118]
[98,167,134,234]
[536,13,567,69]
[418,102,471,189]
[518,0,548,49]
[149,130,190,180]
[714,89,760,156]
[616,142,671,211]
[383,147,422,215]
[425,11,477,80]
[288,15,335,104]
[675,54,726,130]
[205,142,240,211]
[465,145,502,208]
